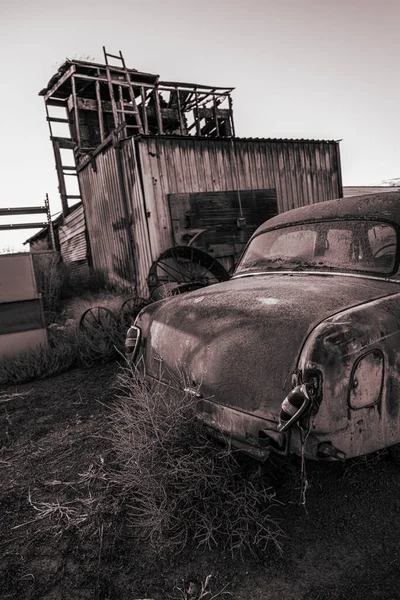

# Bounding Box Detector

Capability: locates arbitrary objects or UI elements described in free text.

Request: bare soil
[1,362,400,599]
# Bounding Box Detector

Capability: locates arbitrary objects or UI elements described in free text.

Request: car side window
[268,230,317,260]
[368,225,396,260]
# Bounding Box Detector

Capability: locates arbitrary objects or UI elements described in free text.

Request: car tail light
[277,384,311,432]
[125,325,141,362]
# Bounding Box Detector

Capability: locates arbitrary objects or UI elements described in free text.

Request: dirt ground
[1,361,400,600]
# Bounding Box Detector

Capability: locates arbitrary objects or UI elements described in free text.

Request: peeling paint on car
[130,192,400,462]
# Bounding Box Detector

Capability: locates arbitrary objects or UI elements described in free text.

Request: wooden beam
[47,99,68,108]
[44,64,76,101]
[71,75,81,147]
[184,91,216,112]
[46,117,69,123]
[50,136,76,149]
[213,95,220,137]
[73,71,234,95]
[0,207,47,216]
[228,96,235,137]
[141,87,149,134]
[95,80,105,142]
[0,223,48,230]
[153,87,164,134]
[53,139,69,217]
[195,92,201,136]
[176,87,184,135]
[118,85,125,122]
[160,80,234,92]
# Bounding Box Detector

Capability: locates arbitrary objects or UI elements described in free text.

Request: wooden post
[95,80,105,142]
[154,86,164,134]
[176,87,184,135]
[228,95,235,138]
[119,85,125,127]
[141,87,148,134]
[71,75,81,147]
[45,193,56,250]
[195,91,201,136]
[212,94,220,137]
[53,140,69,217]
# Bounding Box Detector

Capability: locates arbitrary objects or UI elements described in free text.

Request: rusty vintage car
[125,192,400,462]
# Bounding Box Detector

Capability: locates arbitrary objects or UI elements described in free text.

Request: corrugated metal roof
[136,134,341,144]
[23,202,82,245]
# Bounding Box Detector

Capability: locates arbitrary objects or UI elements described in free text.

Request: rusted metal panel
[135,136,341,266]
[137,136,341,216]
[0,253,47,358]
[78,143,137,288]
[59,204,87,265]
[0,253,39,302]
[120,139,153,297]
[78,135,341,294]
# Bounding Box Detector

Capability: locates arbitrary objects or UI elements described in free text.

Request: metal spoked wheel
[79,306,118,335]
[120,297,151,327]
[147,246,230,301]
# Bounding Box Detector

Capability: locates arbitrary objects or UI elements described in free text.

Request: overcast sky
[1,0,399,250]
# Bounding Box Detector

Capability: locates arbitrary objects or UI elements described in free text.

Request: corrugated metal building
[77,134,342,295]
[58,204,89,277]
[26,204,89,278]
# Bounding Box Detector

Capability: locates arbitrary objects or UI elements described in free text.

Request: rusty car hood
[140,273,399,418]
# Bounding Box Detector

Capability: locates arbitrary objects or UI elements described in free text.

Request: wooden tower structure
[39,48,236,217]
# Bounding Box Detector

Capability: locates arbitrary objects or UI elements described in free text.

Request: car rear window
[235,220,397,276]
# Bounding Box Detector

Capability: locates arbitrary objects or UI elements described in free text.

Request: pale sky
[1,0,399,251]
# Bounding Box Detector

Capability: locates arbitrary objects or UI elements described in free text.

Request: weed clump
[109,366,283,558]
[0,322,126,386]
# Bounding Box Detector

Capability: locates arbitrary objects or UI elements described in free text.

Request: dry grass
[174,574,232,600]
[108,364,283,559]
[0,321,126,386]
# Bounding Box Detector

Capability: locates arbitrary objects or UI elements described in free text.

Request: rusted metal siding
[58,204,89,276]
[120,139,154,297]
[135,136,342,263]
[78,143,137,289]
[77,134,341,293]
[0,253,47,358]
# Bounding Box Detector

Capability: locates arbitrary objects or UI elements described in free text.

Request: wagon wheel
[120,297,151,326]
[147,246,230,301]
[373,243,396,258]
[79,306,118,334]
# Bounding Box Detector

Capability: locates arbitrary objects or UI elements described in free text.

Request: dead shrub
[109,366,283,558]
[32,252,67,319]
[0,321,126,386]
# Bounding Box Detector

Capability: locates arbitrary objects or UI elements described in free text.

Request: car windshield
[235,220,397,276]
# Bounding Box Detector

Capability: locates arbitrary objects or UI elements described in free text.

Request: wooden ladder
[103,47,144,135]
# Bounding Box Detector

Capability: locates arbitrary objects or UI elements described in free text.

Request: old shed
[77,134,342,294]
[39,49,343,296]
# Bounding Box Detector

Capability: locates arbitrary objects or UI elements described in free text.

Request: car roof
[254,191,400,235]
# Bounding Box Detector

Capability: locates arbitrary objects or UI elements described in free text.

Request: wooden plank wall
[78,135,342,294]
[135,136,342,265]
